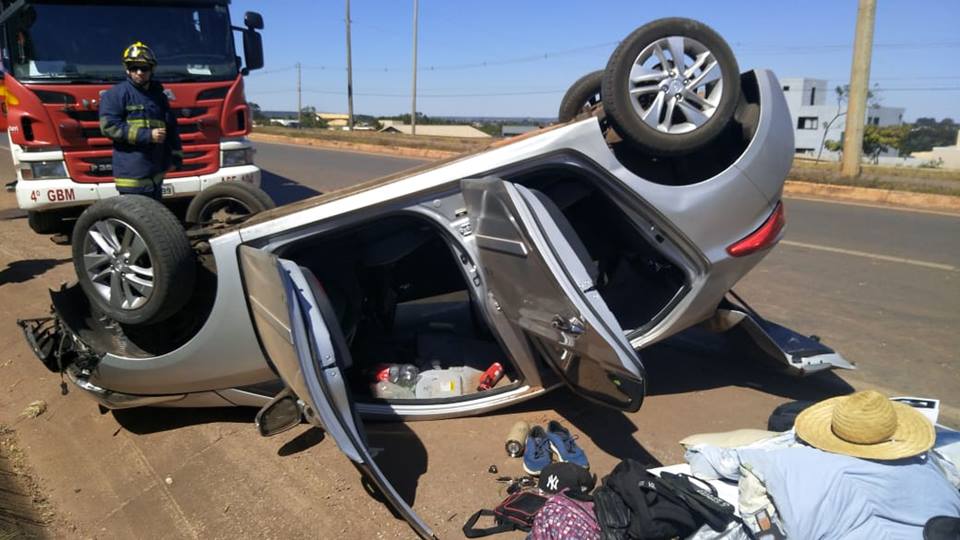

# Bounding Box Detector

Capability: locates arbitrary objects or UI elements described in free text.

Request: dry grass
[253,127,960,197]
[0,424,56,536]
[790,160,960,196]
[18,401,47,420]
[794,157,960,180]
[254,125,490,154]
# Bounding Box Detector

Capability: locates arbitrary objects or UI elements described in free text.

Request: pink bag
[531,490,600,540]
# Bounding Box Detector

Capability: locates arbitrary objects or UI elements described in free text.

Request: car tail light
[726,201,785,257]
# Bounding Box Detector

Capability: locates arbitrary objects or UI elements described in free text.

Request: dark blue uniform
[99,79,183,199]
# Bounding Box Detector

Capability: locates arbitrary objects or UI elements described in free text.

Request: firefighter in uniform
[99,42,183,200]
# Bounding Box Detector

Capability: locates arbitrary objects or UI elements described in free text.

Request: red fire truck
[1,0,264,233]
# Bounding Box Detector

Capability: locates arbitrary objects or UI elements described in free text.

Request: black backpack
[593,459,750,540]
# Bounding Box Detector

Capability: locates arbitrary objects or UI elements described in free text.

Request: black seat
[299,266,354,369]
[529,189,600,285]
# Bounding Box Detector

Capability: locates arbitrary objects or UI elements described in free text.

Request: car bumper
[15,164,261,211]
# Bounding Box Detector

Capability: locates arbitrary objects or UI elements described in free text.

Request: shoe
[545,420,589,469]
[522,425,552,476]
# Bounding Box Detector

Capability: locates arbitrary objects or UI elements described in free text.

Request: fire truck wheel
[185,182,275,226]
[72,196,196,326]
[27,210,69,235]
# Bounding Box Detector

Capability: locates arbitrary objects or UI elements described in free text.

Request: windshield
[5,2,237,83]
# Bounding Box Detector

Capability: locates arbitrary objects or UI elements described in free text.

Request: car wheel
[601,18,740,156]
[558,70,603,123]
[72,196,196,325]
[185,182,275,225]
[27,210,67,235]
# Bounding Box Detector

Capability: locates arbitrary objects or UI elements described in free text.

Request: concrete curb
[784,180,960,213]
[249,132,460,160]
[249,132,960,213]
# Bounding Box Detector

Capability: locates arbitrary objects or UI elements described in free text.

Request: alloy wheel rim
[625,35,724,134]
[82,218,154,310]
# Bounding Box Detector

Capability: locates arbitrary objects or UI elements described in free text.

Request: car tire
[27,210,67,235]
[601,18,740,156]
[72,195,196,325]
[558,70,604,123]
[185,182,275,225]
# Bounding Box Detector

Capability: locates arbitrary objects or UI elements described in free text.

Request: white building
[780,77,904,159]
[912,131,960,169]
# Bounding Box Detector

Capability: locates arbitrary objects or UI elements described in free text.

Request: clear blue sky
[231,0,960,121]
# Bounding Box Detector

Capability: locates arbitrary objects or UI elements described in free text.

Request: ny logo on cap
[545,474,559,491]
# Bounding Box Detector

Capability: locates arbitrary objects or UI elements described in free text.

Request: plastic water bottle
[374,363,419,387]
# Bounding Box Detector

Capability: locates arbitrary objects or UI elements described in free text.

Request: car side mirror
[255,389,302,437]
[242,29,264,72]
[244,11,264,30]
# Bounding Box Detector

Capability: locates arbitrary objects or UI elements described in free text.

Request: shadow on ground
[0,258,70,286]
[260,169,321,206]
[360,422,428,512]
[499,327,854,463]
[642,327,854,401]
[112,406,256,435]
[0,208,26,220]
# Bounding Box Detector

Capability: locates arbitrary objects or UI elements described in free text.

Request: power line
[249,39,960,76]
[249,86,960,100]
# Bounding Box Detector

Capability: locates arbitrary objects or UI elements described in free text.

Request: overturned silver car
[19,18,852,538]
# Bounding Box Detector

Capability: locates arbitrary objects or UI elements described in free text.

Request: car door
[238,246,437,540]
[462,177,646,411]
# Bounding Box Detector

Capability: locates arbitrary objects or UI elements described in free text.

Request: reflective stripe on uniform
[100,116,124,140]
[114,173,164,188]
[126,127,141,144]
[128,118,167,129]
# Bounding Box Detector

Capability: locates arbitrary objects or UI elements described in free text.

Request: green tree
[299,106,327,129]
[862,124,910,162]
[823,123,909,163]
[248,102,267,124]
[900,118,958,155]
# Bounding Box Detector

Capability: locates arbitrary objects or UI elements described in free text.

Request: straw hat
[795,390,935,460]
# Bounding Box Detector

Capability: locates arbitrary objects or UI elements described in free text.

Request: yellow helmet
[122,41,157,67]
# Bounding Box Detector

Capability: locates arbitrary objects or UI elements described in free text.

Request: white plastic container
[415,369,463,399]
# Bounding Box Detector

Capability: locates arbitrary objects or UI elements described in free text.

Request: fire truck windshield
[5,3,238,83]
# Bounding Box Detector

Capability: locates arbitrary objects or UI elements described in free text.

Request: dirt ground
[0,188,868,539]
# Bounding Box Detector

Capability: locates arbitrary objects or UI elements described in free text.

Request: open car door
[238,246,436,539]
[462,177,646,411]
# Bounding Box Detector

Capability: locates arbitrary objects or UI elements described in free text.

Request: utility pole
[296,62,302,128]
[411,0,419,135]
[840,0,877,178]
[345,0,354,130]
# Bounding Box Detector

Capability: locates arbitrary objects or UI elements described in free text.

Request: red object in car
[726,201,785,257]
[477,362,505,391]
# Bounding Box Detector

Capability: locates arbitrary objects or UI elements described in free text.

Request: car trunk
[280,214,518,402]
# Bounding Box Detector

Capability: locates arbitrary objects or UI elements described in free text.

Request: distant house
[378,124,491,138]
[317,112,350,128]
[502,125,541,137]
[269,118,300,128]
[781,77,904,159]
[912,132,960,169]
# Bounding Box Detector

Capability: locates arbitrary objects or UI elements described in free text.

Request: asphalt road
[251,140,960,415]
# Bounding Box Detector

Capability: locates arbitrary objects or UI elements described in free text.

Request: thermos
[505,420,531,458]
